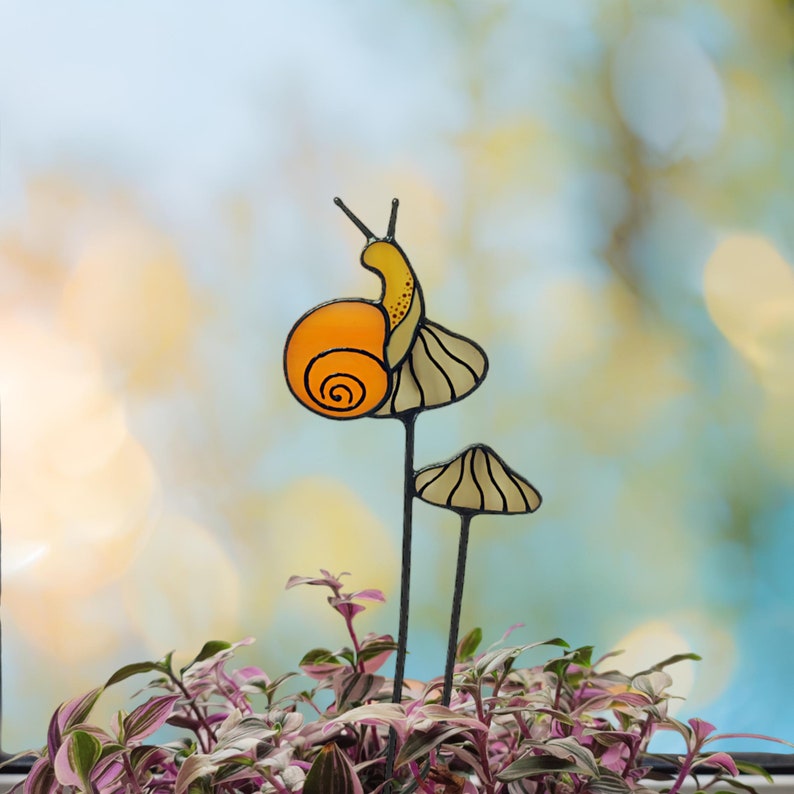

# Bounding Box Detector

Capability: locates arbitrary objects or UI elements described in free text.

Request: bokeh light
[0,0,792,752]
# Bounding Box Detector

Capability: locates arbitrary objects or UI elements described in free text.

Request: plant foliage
[15,571,790,794]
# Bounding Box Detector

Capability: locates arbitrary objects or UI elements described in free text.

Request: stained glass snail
[284,198,425,419]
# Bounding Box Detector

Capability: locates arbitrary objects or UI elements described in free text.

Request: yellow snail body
[284,198,424,419]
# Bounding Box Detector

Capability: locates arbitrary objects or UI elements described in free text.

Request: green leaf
[544,646,594,678]
[130,745,169,775]
[734,760,774,783]
[163,650,175,675]
[457,627,483,661]
[214,758,256,782]
[525,737,600,777]
[498,755,595,782]
[584,771,633,794]
[570,646,594,667]
[636,653,702,675]
[299,648,345,679]
[357,639,399,664]
[303,743,364,794]
[336,646,356,666]
[106,661,167,687]
[180,640,232,673]
[68,730,102,791]
[300,648,341,666]
[710,782,767,794]
[476,638,567,678]
[395,726,473,768]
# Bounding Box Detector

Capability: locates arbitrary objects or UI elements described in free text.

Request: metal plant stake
[283,197,540,788]
[414,444,542,705]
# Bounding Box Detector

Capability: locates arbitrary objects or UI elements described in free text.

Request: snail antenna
[387,197,399,239]
[334,197,375,241]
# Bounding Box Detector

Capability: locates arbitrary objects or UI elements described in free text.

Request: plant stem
[168,673,216,753]
[384,411,418,792]
[667,754,695,794]
[342,611,365,673]
[122,752,145,794]
[443,512,472,707]
[622,714,652,778]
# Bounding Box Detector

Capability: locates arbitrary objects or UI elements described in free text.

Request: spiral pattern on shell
[284,299,391,419]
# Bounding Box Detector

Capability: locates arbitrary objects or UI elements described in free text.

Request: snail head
[333,197,420,358]
[334,197,408,281]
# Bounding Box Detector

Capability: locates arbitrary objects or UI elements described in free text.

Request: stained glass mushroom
[414,444,541,705]
[284,199,490,791]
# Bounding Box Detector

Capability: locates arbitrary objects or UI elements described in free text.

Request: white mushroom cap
[414,444,541,515]
[375,320,488,417]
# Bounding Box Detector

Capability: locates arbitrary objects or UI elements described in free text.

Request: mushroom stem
[442,512,472,706]
[384,411,418,790]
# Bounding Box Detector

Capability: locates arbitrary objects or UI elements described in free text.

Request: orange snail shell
[284,300,391,419]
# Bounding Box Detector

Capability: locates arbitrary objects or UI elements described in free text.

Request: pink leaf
[334,602,365,620]
[23,759,57,794]
[688,718,717,744]
[234,665,270,685]
[361,648,396,675]
[93,756,126,791]
[123,694,181,743]
[47,687,103,759]
[52,739,84,788]
[696,752,739,777]
[285,571,349,590]
[498,623,525,644]
[300,661,345,681]
[347,589,386,603]
[57,687,104,733]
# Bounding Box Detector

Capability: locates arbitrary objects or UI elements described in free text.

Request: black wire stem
[442,512,472,707]
[383,411,417,790]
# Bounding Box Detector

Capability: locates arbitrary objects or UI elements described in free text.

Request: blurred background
[0,0,792,752]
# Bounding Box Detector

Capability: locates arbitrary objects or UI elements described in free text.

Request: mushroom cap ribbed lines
[375,320,488,417]
[414,444,541,515]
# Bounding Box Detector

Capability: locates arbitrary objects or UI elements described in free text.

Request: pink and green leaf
[174,753,218,794]
[303,742,364,794]
[53,730,102,791]
[395,725,478,768]
[299,647,346,679]
[357,635,397,674]
[285,571,349,591]
[180,640,234,674]
[122,694,182,743]
[498,754,597,782]
[23,759,57,794]
[47,687,104,758]
[693,751,740,777]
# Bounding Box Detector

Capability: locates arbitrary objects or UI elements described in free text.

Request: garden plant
[11,199,792,792]
[14,569,791,794]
